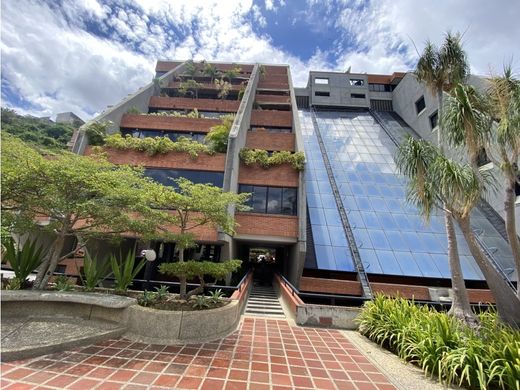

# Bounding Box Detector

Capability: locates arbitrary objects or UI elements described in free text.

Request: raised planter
[1,278,252,360]
[125,300,241,344]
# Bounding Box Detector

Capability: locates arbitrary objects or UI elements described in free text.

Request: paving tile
[4,317,399,390]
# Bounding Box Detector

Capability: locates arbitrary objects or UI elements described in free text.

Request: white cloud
[1,0,518,120]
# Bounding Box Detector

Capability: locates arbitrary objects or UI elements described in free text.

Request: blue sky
[2,0,519,121]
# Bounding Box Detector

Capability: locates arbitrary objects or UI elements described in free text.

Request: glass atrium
[299,109,516,282]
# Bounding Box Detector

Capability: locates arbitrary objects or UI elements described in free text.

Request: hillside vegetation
[1,108,74,150]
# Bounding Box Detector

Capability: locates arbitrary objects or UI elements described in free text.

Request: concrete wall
[309,71,370,108]
[219,64,260,260]
[392,72,520,234]
[288,67,307,286]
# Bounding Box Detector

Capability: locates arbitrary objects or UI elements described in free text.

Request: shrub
[126,106,142,114]
[3,238,46,288]
[77,254,110,292]
[54,275,74,291]
[209,288,225,304]
[138,290,157,307]
[154,285,169,301]
[205,115,234,153]
[357,295,520,390]
[159,260,242,299]
[239,148,305,170]
[104,134,213,158]
[85,121,111,146]
[110,251,146,293]
[192,295,210,309]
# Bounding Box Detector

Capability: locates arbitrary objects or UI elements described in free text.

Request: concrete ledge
[296,304,361,329]
[1,290,137,308]
[125,300,241,345]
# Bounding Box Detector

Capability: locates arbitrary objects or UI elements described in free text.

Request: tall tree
[414,32,474,324]
[151,178,249,299]
[486,67,520,298]
[179,79,202,99]
[183,60,198,80]
[1,135,175,289]
[415,31,470,152]
[396,137,477,326]
[397,137,520,327]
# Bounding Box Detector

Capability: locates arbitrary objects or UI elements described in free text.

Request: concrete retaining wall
[295,304,360,329]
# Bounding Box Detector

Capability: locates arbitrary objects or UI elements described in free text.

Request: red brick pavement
[1,318,397,389]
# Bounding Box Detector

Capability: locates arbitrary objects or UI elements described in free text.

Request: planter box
[125,300,241,344]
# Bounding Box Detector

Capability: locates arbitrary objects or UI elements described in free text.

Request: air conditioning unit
[428,287,453,302]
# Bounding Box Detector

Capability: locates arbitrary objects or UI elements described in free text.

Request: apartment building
[71,61,517,304]
[72,60,306,286]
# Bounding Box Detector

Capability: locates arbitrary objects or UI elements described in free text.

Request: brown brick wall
[250,110,292,128]
[168,81,242,92]
[238,163,299,187]
[263,65,288,76]
[255,94,291,105]
[245,130,295,151]
[149,96,239,113]
[120,114,220,132]
[275,274,304,315]
[467,289,495,303]
[235,213,298,238]
[86,147,226,171]
[155,61,183,72]
[299,277,363,296]
[371,282,431,301]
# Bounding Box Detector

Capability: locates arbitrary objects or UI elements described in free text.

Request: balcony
[245,130,295,152]
[85,146,226,171]
[251,109,292,128]
[149,96,240,113]
[257,74,289,90]
[235,213,298,239]
[167,81,243,92]
[238,162,299,187]
[120,114,221,132]
[255,94,291,105]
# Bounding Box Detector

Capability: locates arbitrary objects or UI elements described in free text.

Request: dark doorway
[236,243,288,285]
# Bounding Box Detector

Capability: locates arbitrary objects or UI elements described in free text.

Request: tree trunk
[437,87,444,153]
[178,247,187,300]
[33,234,66,290]
[444,212,478,326]
[503,172,520,299]
[458,215,520,328]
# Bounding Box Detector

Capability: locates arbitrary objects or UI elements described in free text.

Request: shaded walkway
[2,317,398,390]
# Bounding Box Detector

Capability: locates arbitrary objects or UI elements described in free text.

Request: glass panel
[282,188,297,215]
[252,186,267,213]
[267,187,282,214]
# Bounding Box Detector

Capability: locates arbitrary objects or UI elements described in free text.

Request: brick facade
[245,130,295,151]
[149,96,239,113]
[86,147,226,171]
[250,110,292,128]
[168,81,242,92]
[299,277,363,296]
[235,213,298,238]
[120,114,220,132]
[371,282,431,301]
[238,163,299,187]
[255,94,291,105]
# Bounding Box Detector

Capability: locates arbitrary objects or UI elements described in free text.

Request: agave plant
[77,254,110,292]
[3,238,46,288]
[110,251,145,293]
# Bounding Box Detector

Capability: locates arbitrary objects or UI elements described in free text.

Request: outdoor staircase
[244,282,285,318]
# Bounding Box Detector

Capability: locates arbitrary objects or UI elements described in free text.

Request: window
[349,79,365,86]
[351,93,366,99]
[314,78,329,85]
[368,83,392,92]
[429,111,438,129]
[145,168,224,188]
[122,129,206,142]
[315,91,330,97]
[415,96,426,114]
[239,185,297,215]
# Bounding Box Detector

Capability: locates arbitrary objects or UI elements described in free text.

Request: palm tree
[203,62,219,83]
[443,83,492,170]
[415,31,470,151]
[183,60,198,80]
[486,67,520,297]
[396,137,477,326]
[223,65,241,82]
[397,137,520,327]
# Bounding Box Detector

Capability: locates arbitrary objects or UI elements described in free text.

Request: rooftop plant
[205,114,234,153]
[104,133,213,158]
[239,148,305,170]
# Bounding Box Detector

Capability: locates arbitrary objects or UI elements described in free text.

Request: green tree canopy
[1,134,177,289]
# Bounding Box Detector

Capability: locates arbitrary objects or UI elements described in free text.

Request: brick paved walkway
[1,317,397,390]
